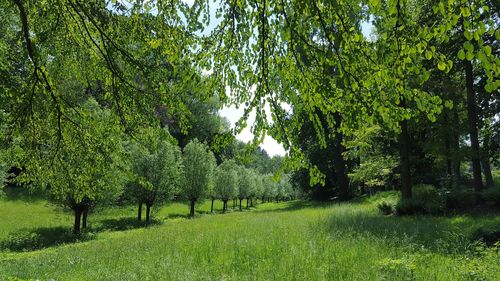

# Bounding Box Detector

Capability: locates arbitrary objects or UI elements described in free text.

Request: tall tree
[15,99,126,234]
[128,128,182,223]
[214,160,238,213]
[181,139,216,217]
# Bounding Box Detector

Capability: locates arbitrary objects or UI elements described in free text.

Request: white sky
[186,0,374,157]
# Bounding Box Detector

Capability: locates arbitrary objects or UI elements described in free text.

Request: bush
[377,201,394,215]
[480,188,500,207]
[395,185,445,215]
[471,225,500,247]
[412,184,439,201]
[444,188,477,209]
[395,198,426,215]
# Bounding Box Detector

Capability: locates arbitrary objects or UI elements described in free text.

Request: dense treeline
[0,0,499,234]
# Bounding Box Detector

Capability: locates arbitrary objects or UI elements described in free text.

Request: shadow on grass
[95,217,162,232]
[254,200,331,213]
[0,226,94,252]
[323,211,500,255]
[165,213,188,219]
[2,186,47,203]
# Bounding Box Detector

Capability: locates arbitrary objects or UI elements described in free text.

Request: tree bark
[145,204,151,223]
[82,208,88,229]
[246,198,249,208]
[223,200,227,213]
[482,158,494,189]
[465,60,483,192]
[211,199,214,213]
[399,110,412,199]
[137,202,142,221]
[239,199,242,211]
[332,113,350,200]
[74,209,82,235]
[190,199,196,218]
[445,137,452,177]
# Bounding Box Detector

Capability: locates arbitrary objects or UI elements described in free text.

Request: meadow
[0,189,499,281]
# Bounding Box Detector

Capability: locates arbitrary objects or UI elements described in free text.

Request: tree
[215,160,238,213]
[181,139,216,217]
[237,167,253,210]
[14,99,126,234]
[251,172,264,206]
[129,128,182,223]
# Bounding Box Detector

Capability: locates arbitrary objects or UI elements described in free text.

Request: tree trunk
[190,199,196,218]
[246,198,249,208]
[137,202,142,221]
[451,110,461,184]
[465,60,483,192]
[211,199,214,213]
[74,208,82,235]
[145,204,151,223]
[332,113,350,200]
[482,158,494,189]
[399,110,412,199]
[445,137,452,177]
[82,208,88,229]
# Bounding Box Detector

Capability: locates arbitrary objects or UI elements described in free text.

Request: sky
[219,19,375,158]
[183,0,375,157]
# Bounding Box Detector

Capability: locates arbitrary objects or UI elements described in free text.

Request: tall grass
[0,190,499,280]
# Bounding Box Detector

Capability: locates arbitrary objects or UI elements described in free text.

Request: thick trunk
[137,202,142,221]
[465,60,483,192]
[190,199,196,218]
[445,137,452,177]
[223,200,227,213]
[211,199,214,213]
[239,199,242,211]
[145,204,151,223]
[74,209,82,235]
[246,198,249,208]
[399,113,412,199]
[451,110,461,183]
[82,208,88,229]
[332,113,349,200]
[482,158,494,189]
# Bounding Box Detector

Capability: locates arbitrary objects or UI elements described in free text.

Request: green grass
[0,190,499,280]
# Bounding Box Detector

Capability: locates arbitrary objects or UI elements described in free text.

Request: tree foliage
[181,139,216,216]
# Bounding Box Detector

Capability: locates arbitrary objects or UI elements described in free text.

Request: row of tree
[0,97,295,234]
[1,0,497,217]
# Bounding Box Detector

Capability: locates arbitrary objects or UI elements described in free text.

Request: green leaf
[483,45,492,56]
[457,49,465,60]
[466,51,474,61]
[437,61,446,71]
[425,50,433,60]
[464,30,473,41]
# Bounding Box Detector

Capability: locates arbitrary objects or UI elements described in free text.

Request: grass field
[0,189,499,280]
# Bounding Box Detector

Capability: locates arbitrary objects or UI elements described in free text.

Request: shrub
[471,225,500,247]
[412,184,439,201]
[377,201,394,215]
[395,198,426,215]
[395,185,445,215]
[445,188,477,209]
[480,188,500,207]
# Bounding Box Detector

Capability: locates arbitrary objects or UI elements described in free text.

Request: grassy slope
[0,191,499,281]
